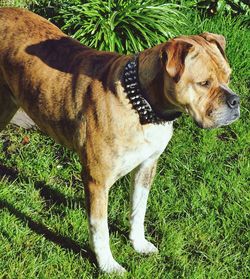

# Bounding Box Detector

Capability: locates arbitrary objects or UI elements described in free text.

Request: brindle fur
[0,8,239,273]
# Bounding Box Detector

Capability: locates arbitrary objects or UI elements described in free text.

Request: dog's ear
[161,40,193,83]
[200,32,226,56]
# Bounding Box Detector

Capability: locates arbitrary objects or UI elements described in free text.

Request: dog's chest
[115,122,173,178]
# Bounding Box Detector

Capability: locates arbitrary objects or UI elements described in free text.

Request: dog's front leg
[130,158,159,254]
[83,175,126,274]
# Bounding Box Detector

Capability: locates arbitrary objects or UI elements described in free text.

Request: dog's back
[0,8,126,150]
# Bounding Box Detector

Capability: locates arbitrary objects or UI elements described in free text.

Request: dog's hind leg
[0,84,19,131]
[129,157,159,254]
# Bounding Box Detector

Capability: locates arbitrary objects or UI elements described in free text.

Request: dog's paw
[131,239,159,254]
[99,258,127,274]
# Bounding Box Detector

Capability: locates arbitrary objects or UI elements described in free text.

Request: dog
[0,8,240,273]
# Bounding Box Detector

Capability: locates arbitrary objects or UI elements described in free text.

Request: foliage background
[0,0,249,278]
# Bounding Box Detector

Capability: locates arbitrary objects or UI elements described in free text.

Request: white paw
[99,258,127,274]
[131,239,159,254]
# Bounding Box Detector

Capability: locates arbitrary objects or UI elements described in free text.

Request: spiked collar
[122,55,181,125]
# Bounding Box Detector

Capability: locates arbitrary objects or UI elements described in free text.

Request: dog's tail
[10,110,36,129]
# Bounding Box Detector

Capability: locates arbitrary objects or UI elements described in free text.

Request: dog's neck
[123,55,164,124]
[122,52,181,125]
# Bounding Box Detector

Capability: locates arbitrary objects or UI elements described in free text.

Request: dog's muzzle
[214,85,240,127]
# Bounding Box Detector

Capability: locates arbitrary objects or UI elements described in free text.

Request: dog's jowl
[0,8,240,273]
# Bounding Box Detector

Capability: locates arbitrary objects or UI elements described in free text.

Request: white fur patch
[115,122,173,181]
[130,184,158,254]
[89,218,126,274]
[128,127,173,255]
[130,185,149,240]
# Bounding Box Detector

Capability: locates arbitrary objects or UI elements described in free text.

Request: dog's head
[161,32,240,128]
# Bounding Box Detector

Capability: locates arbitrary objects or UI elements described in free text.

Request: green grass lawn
[0,13,249,279]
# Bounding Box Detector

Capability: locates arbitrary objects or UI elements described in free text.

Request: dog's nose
[226,94,240,109]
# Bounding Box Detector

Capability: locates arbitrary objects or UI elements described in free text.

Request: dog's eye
[198,80,210,88]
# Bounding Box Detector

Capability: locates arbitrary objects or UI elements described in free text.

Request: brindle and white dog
[0,8,240,273]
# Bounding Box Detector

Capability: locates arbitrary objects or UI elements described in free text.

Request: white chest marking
[116,122,173,179]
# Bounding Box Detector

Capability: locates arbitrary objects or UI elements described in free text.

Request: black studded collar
[122,55,181,125]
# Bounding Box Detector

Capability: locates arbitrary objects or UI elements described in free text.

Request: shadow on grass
[0,163,97,263]
[0,163,19,179]
[0,163,128,256]
[0,163,85,210]
[34,181,129,237]
[0,199,96,263]
[34,180,84,209]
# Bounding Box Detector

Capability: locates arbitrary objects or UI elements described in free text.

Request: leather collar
[122,55,181,125]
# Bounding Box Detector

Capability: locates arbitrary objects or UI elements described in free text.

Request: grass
[0,0,38,8]
[0,11,249,279]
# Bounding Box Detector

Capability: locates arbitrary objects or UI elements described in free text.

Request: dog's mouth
[185,89,240,129]
[214,108,240,127]
[194,107,240,129]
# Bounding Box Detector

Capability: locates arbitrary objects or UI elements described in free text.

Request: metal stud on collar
[122,56,165,125]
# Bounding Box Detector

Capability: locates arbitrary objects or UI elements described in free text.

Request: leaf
[31,0,189,53]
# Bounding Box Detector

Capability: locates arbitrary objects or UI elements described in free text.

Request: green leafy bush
[187,0,249,16]
[0,0,38,8]
[31,0,188,53]
[29,0,65,24]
